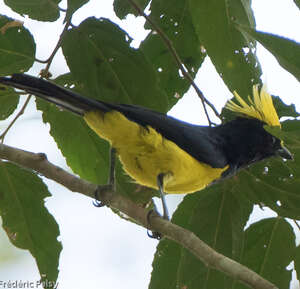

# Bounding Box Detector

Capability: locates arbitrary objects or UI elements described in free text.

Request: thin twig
[34,58,49,64]
[69,22,77,29]
[126,0,220,126]
[0,95,32,142]
[58,6,67,12]
[43,18,72,74]
[34,18,72,71]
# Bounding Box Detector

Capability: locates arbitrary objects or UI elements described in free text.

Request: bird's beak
[277,145,293,160]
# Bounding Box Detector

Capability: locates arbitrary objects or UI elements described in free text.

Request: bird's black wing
[108,103,228,168]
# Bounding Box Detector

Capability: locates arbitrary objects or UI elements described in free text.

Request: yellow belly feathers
[84,110,227,194]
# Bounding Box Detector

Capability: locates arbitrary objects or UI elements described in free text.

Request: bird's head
[225,85,293,160]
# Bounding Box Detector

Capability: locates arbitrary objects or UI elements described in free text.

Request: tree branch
[42,18,72,75]
[0,143,278,289]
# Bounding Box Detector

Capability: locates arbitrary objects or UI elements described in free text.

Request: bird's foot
[93,184,114,207]
[146,205,170,240]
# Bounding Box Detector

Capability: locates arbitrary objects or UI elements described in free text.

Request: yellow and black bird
[0,74,293,220]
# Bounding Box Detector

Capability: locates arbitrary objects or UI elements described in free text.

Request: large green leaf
[37,99,109,185]
[150,184,253,289]
[0,15,36,75]
[188,0,261,97]
[141,0,205,101]
[0,162,61,287]
[36,73,156,204]
[4,0,61,22]
[238,26,300,82]
[235,218,295,289]
[62,17,170,112]
[273,96,299,119]
[0,85,19,120]
[281,120,300,176]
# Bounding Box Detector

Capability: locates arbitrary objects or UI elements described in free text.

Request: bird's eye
[272,136,277,144]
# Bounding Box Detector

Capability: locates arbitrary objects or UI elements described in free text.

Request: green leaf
[237,164,300,218]
[235,218,294,289]
[64,0,89,22]
[150,184,253,289]
[272,95,299,119]
[0,15,36,75]
[36,74,109,185]
[4,0,61,22]
[237,25,300,82]
[113,0,149,19]
[38,99,109,185]
[280,119,300,174]
[188,0,262,97]
[0,85,19,120]
[0,162,61,287]
[62,17,170,112]
[36,73,156,204]
[141,0,205,101]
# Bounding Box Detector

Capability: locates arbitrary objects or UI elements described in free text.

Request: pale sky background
[0,0,299,288]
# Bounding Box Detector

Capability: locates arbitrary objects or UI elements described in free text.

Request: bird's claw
[146,209,163,240]
[93,184,114,208]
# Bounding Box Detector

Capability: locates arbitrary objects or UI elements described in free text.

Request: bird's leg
[157,173,169,220]
[147,173,170,239]
[93,147,116,207]
[108,147,116,187]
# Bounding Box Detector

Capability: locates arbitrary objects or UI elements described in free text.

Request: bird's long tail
[0,74,110,115]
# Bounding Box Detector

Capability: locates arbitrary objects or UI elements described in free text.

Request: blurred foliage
[0,0,299,288]
[237,24,300,82]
